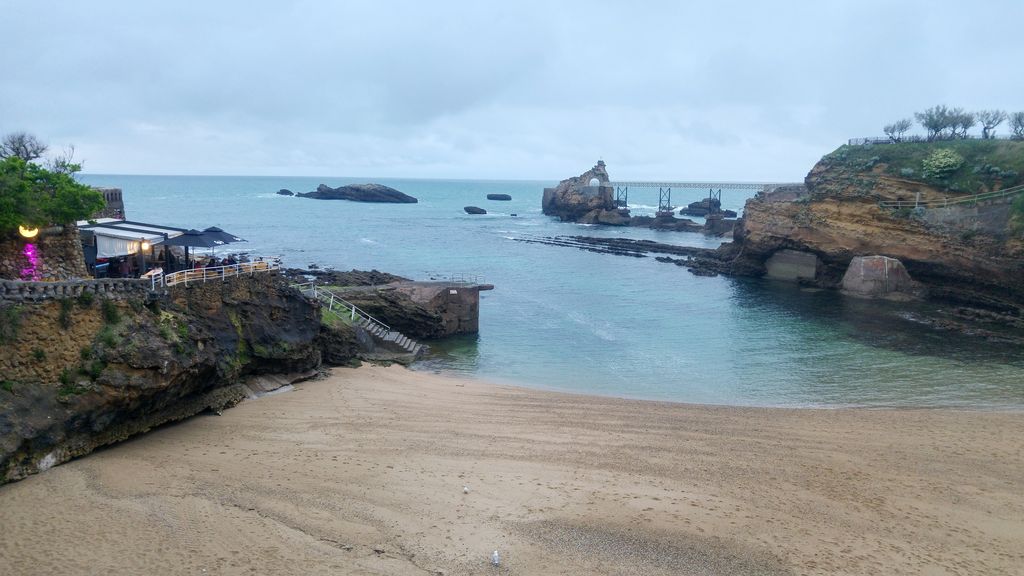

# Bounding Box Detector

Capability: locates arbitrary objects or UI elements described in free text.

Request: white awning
[78,219,187,259]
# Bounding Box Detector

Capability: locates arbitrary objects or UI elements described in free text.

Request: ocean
[77,174,1024,409]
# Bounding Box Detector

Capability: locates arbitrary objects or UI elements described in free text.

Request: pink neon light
[20,243,41,281]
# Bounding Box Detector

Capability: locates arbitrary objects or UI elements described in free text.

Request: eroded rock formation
[725,154,1024,313]
[542,161,617,222]
[298,183,417,203]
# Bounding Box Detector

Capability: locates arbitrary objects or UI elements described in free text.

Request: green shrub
[921,149,965,182]
[76,291,95,308]
[58,298,74,328]
[32,348,46,361]
[101,299,120,324]
[80,346,92,361]
[1,380,14,393]
[0,305,22,344]
[59,367,73,386]
[87,359,106,380]
[98,326,118,348]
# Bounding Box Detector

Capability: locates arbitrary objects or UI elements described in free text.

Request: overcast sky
[2,1,1022,181]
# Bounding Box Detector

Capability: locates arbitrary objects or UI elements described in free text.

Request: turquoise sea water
[78,174,1024,409]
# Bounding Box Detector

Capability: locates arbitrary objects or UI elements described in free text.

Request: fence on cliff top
[149,259,281,290]
[849,135,1018,146]
[877,183,1024,210]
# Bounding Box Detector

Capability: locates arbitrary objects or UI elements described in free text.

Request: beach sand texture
[1,365,1022,575]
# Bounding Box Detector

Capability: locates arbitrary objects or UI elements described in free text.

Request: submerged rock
[298,183,417,203]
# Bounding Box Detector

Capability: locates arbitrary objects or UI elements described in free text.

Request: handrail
[422,272,485,285]
[152,259,281,290]
[291,282,391,332]
[878,184,1024,210]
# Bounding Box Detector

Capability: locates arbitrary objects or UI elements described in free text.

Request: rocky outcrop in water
[298,183,417,203]
[464,206,487,215]
[542,161,616,222]
[277,189,294,196]
[727,152,1024,314]
[487,194,512,201]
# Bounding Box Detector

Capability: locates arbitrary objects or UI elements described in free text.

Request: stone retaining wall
[0,278,151,304]
[0,223,89,281]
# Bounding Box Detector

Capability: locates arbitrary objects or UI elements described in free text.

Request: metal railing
[422,272,485,285]
[290,282,391,332]
[150,259,281,289]
[850,134,1019,145]
[878,184,1024,210]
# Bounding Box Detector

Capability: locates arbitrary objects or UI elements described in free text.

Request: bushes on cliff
[921,149,965,182]
[0,135,104,234]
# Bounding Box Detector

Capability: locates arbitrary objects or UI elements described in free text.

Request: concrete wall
[765,249,819,281]
[93,187,126,220]
[922,200,1012,235]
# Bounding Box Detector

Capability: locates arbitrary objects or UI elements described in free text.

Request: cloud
[2,0,1022,180]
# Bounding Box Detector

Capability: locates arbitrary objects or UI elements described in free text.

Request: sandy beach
[1,365,1022,575]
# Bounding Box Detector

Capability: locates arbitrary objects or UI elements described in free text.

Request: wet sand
[1,365,1022,575]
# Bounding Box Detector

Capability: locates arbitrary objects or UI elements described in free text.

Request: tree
[883,118,913,142]
[946,108,975,139]
[977,110,1008,139]
[915,105,954,140]
[1011,111,1024,140]
[0,131,48,161]
[0,133,104,234]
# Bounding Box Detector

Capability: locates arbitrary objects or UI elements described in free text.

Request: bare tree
[883,118,913,142]
[0,131,48,161]
[977,110,1008,139]
[1012,112,1024,140]
[915,106,953,140]
[949,108,975,139]
[45,145,80,175]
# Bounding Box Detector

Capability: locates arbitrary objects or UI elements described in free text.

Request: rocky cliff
[298,183,418,203]
[723,142,1024,314]
[0,275,332,484]
[542,161,617,222]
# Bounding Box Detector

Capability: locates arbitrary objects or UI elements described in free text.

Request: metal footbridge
[605,180,800,211]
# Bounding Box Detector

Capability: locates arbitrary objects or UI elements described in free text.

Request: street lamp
[18,225,39,239]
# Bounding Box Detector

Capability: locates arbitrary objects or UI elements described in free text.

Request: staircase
[292,282,424,357]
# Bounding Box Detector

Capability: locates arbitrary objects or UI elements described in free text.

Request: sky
[2,1,1022,181]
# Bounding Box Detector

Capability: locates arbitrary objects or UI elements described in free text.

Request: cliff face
[0,275,326,484]
[728,147,1024,314]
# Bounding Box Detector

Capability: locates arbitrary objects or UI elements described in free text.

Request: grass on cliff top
[822,139,1024,194]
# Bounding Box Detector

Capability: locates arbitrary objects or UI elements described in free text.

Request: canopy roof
[78,219,189,258]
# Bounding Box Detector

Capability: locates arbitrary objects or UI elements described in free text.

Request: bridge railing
[422,272,485,285]
[150,258,281,290]
[291,282,391,332]
[877,184,1024,210]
